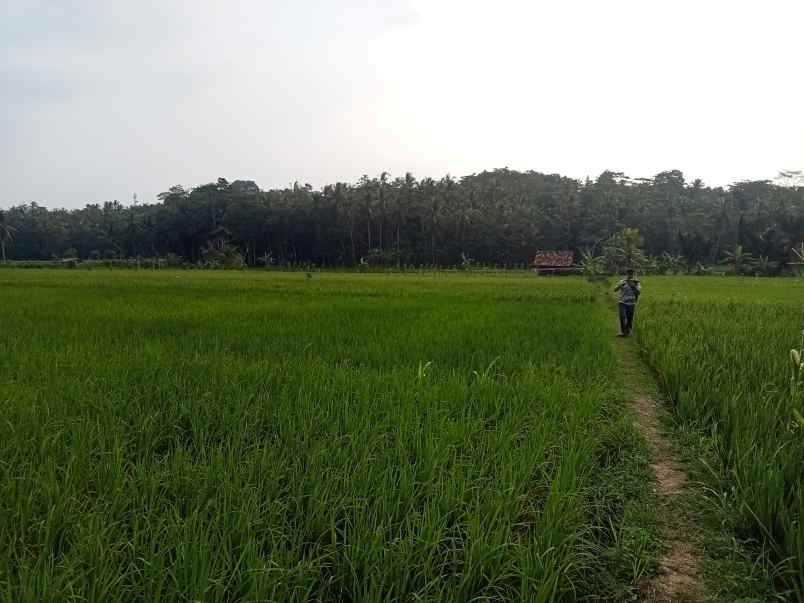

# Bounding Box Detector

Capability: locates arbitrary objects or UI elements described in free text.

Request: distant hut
[532,250,574,275]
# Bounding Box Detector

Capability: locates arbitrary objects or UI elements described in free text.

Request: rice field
[0,270,654,602]
[5,269,802,601]
[635,276,804,600]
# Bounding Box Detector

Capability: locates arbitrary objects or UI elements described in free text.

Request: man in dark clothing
[614,269,641,336]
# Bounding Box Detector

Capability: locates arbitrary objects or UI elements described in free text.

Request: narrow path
[615,338,705,602]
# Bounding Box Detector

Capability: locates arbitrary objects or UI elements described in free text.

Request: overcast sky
[2,0,803,209]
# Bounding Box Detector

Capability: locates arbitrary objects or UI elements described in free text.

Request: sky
[2,0,803,209]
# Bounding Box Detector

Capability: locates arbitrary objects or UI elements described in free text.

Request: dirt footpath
[617,340,704,602]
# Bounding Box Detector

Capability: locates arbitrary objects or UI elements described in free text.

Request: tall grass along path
[635,276,804,600]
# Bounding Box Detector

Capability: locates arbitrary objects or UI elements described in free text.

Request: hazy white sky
[2,0,803,208]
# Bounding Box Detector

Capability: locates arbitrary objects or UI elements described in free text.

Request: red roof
[532,251,574,267]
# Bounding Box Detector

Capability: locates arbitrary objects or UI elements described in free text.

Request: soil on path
[616,338,705,602]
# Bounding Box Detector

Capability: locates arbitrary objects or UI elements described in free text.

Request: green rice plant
[415,360,433,386]
[634,276,804,599]
[0,269,655,601]
[791,331,803,402]
[470,356,503,385]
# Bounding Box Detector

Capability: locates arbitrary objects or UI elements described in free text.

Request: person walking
[614,269,641,336]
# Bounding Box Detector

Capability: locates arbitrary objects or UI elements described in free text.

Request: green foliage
[365,247,405,267]
[602,228,648,274]
[635,276,804,598]
[791,331,804,402]
[2,170,803,270]
[790,242,804,276]
[163,252,184,268]
[579,247,605,281]
[658,252,685,275]
[201,241,245,269]
[720,244,755,275]
[0,209,16,263]
[754,255,779,276]
[0,270,656,601]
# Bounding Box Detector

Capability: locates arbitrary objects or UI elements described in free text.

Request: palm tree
[0,210,17,263]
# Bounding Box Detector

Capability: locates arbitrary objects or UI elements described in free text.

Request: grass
[633,275,804,601]
[0,270,656,601]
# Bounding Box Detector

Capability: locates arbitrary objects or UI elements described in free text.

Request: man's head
[626,269,635,280]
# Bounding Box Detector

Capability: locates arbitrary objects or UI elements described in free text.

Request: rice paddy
[0,270,653,601]
[635,276,804,600]
[2,269,802,601]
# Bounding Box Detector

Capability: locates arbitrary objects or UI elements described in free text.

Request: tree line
[1,169,803,273]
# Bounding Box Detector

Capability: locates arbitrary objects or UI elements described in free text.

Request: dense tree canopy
[2,169,803,271]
